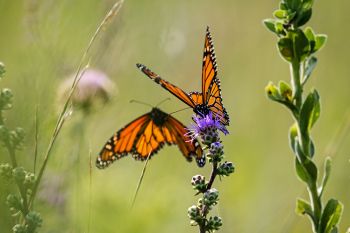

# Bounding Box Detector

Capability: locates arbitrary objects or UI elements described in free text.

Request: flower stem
[307,183,322,232]
[290,60,302,109]
[198,161,218,233]
[206,161,218,190]
[5,143,29,216]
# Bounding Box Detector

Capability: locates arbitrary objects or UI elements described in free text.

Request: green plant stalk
[28,0,124,207]
[290,60,302,109]
[0,110,29,216]
[5,144,29,216]
[198,161,218,233]
[291,60,322,232]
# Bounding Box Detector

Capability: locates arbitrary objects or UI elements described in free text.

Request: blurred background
[0,0,349,232]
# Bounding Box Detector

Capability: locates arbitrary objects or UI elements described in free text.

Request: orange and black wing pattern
[136,27,229,126]
[201,27,229,125]
[96,108,204,169]
[136,64,196,108]
[96,113,151,168]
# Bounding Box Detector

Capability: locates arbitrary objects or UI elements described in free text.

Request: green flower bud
[203,188,219,206]
[0,125,9,142]
[24,172,35,191]
[13,167,26,183]
[0,62,5,78]
[207,216,223,231]
[187,205,201,221]
[10,127,25,149]
[265,82,283,102]
[0,163,13,180]
[217,161,235,176]
[12,224,26,233]
[207,142,224,163]
[0,88,13,110]
[26,211,43,231]
[6,194,22,212]
[279,81,293,102]
[191,175,206,192]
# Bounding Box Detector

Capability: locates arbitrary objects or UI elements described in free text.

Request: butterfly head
[193,104,210,117]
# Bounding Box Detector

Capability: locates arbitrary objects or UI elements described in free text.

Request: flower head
[58,68,115,113]
[187,112,228,145]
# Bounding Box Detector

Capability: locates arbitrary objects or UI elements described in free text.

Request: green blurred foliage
[0,0,349,232]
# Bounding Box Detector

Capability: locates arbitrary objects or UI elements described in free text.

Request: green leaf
[284,0,301,11]
[278,37,294,62]
[289,123,298,153]
[295,8,312,27]
[300,90,320,135]
[304,27,316,52]
[296,198,314,218]
[275,22,286,35]
[280,2,288,10]
[274,9,288,19]
[295,156,318,185]
[279,81,292,102]
[319,157,332,197]
[302,0,314,10]
[319,199,343,233]
[314,34,327,52]
[303,56,318,85]
[263,19,277,34]
[293,29,310,62]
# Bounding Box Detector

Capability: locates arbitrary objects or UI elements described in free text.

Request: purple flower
[187,112,228,145]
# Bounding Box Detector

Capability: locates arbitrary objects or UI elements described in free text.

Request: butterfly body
[137,27,229,126]
[96,107,205,169]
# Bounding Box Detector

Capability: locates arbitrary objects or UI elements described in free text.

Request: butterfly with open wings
[96,107,205,169]
[136,27,229,126]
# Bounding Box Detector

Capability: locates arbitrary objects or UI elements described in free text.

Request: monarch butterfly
[96,107,205,169]
[136,27,229,126]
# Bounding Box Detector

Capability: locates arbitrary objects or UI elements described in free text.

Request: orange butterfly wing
[96,113,151,168]
[201,27,230,125]
[136,64,196,108]
[137,27,230,126]
[165,114,205,167]
[96,108,205,169]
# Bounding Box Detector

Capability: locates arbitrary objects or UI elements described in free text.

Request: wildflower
[191,175,206,192]
[217,161,235,176]
[207,216,223,231]
[188,205,201,221]
[58,68,115,113]
[188,112,228,145]
[203,188,219,206]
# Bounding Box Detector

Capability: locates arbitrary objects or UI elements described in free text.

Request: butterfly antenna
[155,98,171,107]
[168,107,192,115]
[130,99,153,108]
[131,152,152,209]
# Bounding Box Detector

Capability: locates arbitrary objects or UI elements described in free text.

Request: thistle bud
[13,167,26,183]
[0,62,5,78]
[6,194,22,212]
[26,211,43,231]
[191,175,206,192]
[217,161,235,176]
[203,188,219,206]
[12,224,26,233]
[207,216,223,231]
[0,163,13,180]
[187,205,201,221]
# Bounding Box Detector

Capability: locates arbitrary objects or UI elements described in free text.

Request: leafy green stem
[290,60,302,109]
[5,143,29,216]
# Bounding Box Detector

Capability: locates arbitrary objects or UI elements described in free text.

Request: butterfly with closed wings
[96,107,205,169]
[136,26,229,126]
